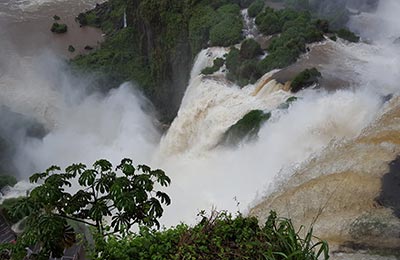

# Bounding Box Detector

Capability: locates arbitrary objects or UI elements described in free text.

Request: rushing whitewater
[250,0,400,257]
[0,0,399,238]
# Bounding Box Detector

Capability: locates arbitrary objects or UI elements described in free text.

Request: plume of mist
[0,0,399,228]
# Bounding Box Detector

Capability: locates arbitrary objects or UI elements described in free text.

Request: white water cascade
[0,0,398,235]
[156,43,383,225]
[123,9,127,28]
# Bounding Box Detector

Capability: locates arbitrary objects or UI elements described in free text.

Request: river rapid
[0,3,399,256]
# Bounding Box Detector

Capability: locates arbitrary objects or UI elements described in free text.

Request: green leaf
[94,159,113,172]
[65,163,86,178]
[156,191,171,205]
[29,172,47,183]
[78,169,97,186]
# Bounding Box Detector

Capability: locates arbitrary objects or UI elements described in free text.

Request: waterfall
[123,9,127,28]
[241,9,258,38]
[155,40,384,225]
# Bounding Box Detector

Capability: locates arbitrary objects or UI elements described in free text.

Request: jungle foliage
[3,158,170,259]
[96,210,329,260]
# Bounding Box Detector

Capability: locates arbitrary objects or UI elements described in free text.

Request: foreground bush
[0,197,25,224]
[97,211,329,260]
[5,158,171,259]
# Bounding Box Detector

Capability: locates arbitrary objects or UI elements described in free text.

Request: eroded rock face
[249,97,400,255]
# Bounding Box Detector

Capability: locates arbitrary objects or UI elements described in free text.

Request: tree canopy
[6,158,171,259]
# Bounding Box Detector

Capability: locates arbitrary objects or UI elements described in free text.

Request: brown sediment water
[0,0,103,58]
[272,40,361,91]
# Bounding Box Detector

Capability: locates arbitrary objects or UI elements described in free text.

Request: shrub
[237,59,260,86]
[201,57,225,75]
[291,67,322,92]
[255,8,326,75]
[188,5,218,55]
[258,46,300,74]
[209,4,243,47]
[255,8,282,35]
[0,175,17,190]
[53,15,60,20]
[226,47,241,73]
[248,0,265,18]
[0,197,25,224]
[50,23,67,33]
[315,19,330,33]
[7,158,171,258]
[336,28,360,43]
[220,110,271,146]
[97,211,329,260]
[240,38,263,59]
[68,45,75,52]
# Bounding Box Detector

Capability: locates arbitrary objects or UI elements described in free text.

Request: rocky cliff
[250,96,400,256]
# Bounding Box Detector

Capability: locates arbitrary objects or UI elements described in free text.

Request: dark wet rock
[377,156,400,218]
[84,45,93,50]
[68,45,75,52]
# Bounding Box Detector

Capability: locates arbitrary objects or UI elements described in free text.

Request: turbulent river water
[0,0,400,245]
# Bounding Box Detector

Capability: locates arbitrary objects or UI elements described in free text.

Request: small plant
[68,45,75,52]
[97,210,329,260]
[201,57,225,75]
[240,38,263,60]
[336,28,360,43]
[53,15,60,21]
[209,4,243,46]
[0,197,25,224]
[220,110,271,146]
[50,22,68,33]
[291,68,322,92]
[248,0,265,18]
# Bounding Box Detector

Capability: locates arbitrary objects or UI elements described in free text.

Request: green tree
[8,158,171,259]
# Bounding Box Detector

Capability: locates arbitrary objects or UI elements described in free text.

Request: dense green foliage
[0,175,16,190]
[336,28,360,43]
[240,38,263,60]
[50,23,67,33]
[73,28,153,92]
[225,7,327,87]
[201,58,225,75]
[284,0,350,29]
[97,211,329,260]
[225,38,264,86]
[209,4,244,46]
[76,1,126,35]
[0,197,25,224]
[256,8,325,73]
[6,158,170,259]
[290,68,321,92]
[73,0,246,122]
[248,0,265,17]
[278,96,298,109]
[220,110,271,146]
